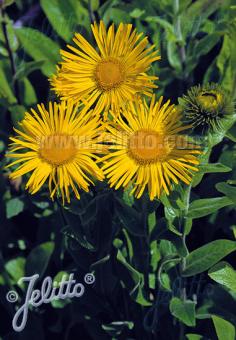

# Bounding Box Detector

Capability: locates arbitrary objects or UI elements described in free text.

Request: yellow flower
[51,21,160,115]
[6,101,104,203]
[101,96,201,200]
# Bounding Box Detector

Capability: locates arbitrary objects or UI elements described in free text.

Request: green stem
[157,257,181,289]
[0,7,21,106]
[173,0,186,75]
[140,196,150,291]
[184,184,191,216]
[88,0,96,24]
[178,184,192,339]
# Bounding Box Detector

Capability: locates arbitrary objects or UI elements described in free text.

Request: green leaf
[90,0,100,11]
[148,212,156,233]
[160,272,171,292]
[9,104,25,124]
[51,298,71,309]
[183,240,236,277]
[78,197,97,225]
[169,297,196,327]
[0,274,4,285]
[117,250,141,290]
[102,321,134,337]
[69,0,90,30]
[167,40,182,72]
[216,182,236,205]
[1,0,15,8]
[186,0,229,22]
[159,239,177,258]
[103,8,130,24]
[123,188,134,207]
[198,163,232,174]
[5,257,25,284]
[130,8,145,18]
[151,217,188,257]
[15,27,60,76]
[40,0,77,42]
[158,258,181,291]
[212,315,235,340]
[0,45,8,57]
[226,124,236,142]
[145,16,176,41]
[115,197,144,236]
[217,31,236,96]
[186,334,203,340]
[21,77,37,105]
[0,60,16,104]
[14,60,45,80]
[187,197,233,219]
[25,242,55,278]
[6,197,24,218]
[0,21,19,52]
[116,250,151,306]
[62,226,95,251]
[208,261,236,292]
[51,271,71,308]
[0,140,5,152]
[193,33,222,59]
[90,255,110,270]
[150,239,161,272]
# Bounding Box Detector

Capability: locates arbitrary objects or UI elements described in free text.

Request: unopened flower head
[180,83,235,132]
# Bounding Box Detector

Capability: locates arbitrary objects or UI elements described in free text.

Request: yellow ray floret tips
[101,95,202,200]
[6,101,104,203]
[51,21,160,115]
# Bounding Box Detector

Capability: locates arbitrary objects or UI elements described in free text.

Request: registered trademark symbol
[84,273,95,285]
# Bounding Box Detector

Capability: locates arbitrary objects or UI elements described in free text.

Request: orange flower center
[95,58,125,91]
[39,134,77,166]
[128,130,171,164]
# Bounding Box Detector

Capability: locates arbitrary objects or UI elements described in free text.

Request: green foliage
[169,297,196,327]
[0,0,236,339]
[187,197,233,219]
[15,27,60,76]
[183,240,236,276]
[208,261,236,292]
[212,315,235,340]
[6,197,24,218]
[25,242,55,278]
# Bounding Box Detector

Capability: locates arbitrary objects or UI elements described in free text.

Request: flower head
[101,96,201,200]
[51,21,160,115]
[180,83,235,131]
[6,101,104,203]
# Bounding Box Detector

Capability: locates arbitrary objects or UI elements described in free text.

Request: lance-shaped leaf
[187,197,233,219]
[212,315,235,340]
[183,240,236,277]
[15,28,60,76]
[208,261,236,292]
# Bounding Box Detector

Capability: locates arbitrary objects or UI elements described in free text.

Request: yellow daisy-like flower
[6,101,104,203]
[101,96,201,200]
[51,21,160,115]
